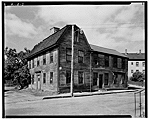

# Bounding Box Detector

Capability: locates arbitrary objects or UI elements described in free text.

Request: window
[78,50,84,63]
[104,73,109,85]
[32,59,34,68]
[43,73,46,84]
[66,48,71,62]
[131,62,133,65]
[37,57,40,66]
[50,72,53,84]
[78,71,84,84]
[98,54,104,67]
[93,72,98,86]
[136,62,139,67]
[74,30,79,42]
[29,61,31,69]
[66,71,71,84]
[50,52,53,63]
[136,70,139,72]
[32,75,34,84]
[104,55,109,67]
[117,58,122,68]
[131,70,134,73]
[93,53,99,66]
[43,54,46,65]
[122,59,125,69]
[113,57,117,68]
[143,62,145,67]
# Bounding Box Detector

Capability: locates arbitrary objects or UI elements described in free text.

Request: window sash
[66,48,72,62]
[50,52,53,63]
[43,54,46,65]
[74,31,79,42]
[143,62,145,67]
[136,62,139,67]
[50,72,53,84]
[104,73,109,85]
[78,50,84,63]
[113,57,117,68]
[105,55,109,67]
[122,59,125,69]
[78,56,83,63]
[93,72,98,86]
[32,75,34,84]
[78,71,84,84]
[66,71,71,83]
[43,73,46,84]
[32,59,34,68]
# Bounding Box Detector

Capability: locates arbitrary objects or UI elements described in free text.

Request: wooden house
[27,24,128,93]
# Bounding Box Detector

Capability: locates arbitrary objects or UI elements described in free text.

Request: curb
[43,89,137,100]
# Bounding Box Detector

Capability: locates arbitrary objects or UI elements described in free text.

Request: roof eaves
[27,25,68,59]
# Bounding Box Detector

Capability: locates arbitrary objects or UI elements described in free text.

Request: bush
[130,71,145,82]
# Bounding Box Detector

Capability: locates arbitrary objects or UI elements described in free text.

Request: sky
[4,3,145,53]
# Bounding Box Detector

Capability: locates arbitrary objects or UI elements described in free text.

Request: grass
[128,80,145,87]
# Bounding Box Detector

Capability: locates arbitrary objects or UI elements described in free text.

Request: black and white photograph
[3,1,147,118]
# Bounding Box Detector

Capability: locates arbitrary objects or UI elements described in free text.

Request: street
[4,90,145,117]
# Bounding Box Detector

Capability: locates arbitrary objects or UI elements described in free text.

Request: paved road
[5,91,145,117]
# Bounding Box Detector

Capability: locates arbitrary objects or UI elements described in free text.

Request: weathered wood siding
[29,48,58,93]
[58,25,91,90]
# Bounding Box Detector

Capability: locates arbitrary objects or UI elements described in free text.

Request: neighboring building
[123,49,145,78]
[27,24,128,93]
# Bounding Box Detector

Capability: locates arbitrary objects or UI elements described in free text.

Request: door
[37,75,41,90]
[99,74,103,88]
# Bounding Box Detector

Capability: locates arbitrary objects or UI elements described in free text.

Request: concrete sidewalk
[43,89,138,100]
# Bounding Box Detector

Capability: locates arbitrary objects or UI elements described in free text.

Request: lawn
[128,80,145,87]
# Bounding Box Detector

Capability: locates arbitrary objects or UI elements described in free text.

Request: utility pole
[90,52,92,92]
[71,25,74,97]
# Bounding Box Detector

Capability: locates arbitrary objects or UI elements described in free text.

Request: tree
[4,47,31,89]
[130,71,145,82]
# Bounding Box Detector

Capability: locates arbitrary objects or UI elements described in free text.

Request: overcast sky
[5,3,145,53]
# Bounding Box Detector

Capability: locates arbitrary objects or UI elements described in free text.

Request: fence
[134,88,145,117]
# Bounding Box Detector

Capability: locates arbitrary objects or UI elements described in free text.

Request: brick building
[27,24,128,93]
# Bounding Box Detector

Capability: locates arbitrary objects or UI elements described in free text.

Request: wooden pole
[90,52,92,92]
[71,25,74,97]
[134,93,136,117]
[139,92,142,117]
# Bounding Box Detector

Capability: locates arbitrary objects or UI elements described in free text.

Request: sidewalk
[43,89,138,100]
[5,85,144,104]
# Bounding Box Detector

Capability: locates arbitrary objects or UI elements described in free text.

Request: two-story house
[27,24,128,93]
[123,49,145,78]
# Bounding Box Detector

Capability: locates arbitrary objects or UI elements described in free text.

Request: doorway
[99,74,103,88]
[37,75,41,90]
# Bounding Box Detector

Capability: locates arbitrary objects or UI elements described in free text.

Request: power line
[86,22,144,25]
[82,26,144,29]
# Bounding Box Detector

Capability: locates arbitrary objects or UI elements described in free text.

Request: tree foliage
[130,71,145,82]
[4,47,31,89]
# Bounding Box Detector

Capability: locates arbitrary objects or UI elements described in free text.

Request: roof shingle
[90,44,128,58]
[123,53,145,60]
[27,25,67,59]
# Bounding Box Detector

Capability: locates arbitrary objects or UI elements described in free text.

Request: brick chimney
[50,27,60,35]
[125,49,128,55]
